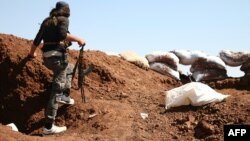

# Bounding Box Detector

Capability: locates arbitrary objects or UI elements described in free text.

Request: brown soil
[0,33,249,141]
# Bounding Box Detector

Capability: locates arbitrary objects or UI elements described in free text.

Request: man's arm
[65,33,85,47]
[29,44,38,57]
[58,16,85,47]
[29,20,45,58]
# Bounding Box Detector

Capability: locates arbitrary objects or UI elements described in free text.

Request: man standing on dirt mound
[29,1,85,135]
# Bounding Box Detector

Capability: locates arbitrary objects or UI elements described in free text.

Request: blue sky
[1,0,250,77]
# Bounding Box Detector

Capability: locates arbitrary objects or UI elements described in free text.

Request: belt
[44,41,65,46]
[43,50,63,58]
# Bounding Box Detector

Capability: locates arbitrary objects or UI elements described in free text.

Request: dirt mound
[0,33,249,141]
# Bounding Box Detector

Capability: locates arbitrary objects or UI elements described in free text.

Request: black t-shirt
[33,15,69,53]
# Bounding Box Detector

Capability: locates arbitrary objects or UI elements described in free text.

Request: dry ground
[0,33,249,141]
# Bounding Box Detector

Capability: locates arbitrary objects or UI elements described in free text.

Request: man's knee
[66,64,74,74]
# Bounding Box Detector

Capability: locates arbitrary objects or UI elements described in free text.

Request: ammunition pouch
[63,40,72,48]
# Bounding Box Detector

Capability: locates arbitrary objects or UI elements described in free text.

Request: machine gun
[72,45,94,103]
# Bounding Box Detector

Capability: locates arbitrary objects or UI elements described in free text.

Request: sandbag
[219,50,250,67]
[190,56,226,73]
[165,82,229,109]
[191,69,227,82]
[240,59,250,71]
[119,51,149,70]
[145,51,179,70]
[104,52,121,57]
[150,62,180,80]
[170,50,207,65]
[240,59,250,75]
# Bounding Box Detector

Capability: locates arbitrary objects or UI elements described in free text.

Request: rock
[194,120,214,139]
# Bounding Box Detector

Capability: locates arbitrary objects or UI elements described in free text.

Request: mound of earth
[0,33,249,141]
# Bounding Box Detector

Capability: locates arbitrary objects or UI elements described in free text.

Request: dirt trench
[0,33,249,141]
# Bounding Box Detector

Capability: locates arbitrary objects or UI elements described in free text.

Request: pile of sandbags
[219,50,250,76]
[170,49,226,81]
[145,51,180,80]
[170,50,207,65]
[119,51,150,70]
[190,56,227,81]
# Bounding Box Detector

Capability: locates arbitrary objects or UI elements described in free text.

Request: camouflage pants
[43,54,74,124]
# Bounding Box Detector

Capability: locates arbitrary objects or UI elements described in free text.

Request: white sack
[150,62,180,80]
[104,52,121,57]
[119,51,150,69]
[190,56,226,73]
[191,69,227,82]
[219,50,250,67]
[145,51,179,70]
[165,82,229,109]
[206,56,226,69]
[170,50,207,65]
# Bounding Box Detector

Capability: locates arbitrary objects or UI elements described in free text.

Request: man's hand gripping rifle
[72,45,94,103]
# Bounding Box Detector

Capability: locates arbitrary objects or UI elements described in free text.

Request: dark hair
[56,1,69,10]
[49,6,70,17]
